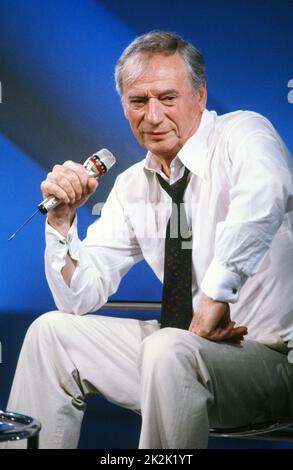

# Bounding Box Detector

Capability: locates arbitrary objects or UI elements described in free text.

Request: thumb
[87,177,99,194]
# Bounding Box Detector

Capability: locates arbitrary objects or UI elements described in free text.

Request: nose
[145,98,164,126]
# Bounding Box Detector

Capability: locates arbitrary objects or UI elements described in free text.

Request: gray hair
[115,31,207,97]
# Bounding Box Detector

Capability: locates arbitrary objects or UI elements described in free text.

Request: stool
[209,416,293,440]
[0,410,41,449]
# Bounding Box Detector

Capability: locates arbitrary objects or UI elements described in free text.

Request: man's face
[122,52,207,160]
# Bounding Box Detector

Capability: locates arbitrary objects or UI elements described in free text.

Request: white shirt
[45,109,293,341]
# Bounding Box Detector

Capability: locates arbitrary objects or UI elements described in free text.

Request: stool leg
[27,434,39,449]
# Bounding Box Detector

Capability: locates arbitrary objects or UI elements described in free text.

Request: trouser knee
[139,327,199,373]
[22,311,70,356]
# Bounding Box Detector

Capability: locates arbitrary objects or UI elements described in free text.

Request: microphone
[8,148,116,241]
[38,148,116,214]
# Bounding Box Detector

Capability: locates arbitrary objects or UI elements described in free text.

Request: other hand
[189,294,248,344]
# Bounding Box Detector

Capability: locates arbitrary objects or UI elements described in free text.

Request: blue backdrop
[0,0,292,312]
[0,0,292,451]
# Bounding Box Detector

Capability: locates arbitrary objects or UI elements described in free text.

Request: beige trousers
[3,311,293,449]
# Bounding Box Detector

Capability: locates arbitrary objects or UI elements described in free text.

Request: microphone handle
[38,195,63,214]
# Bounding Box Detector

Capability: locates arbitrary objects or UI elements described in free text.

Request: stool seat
[209,416,293,439]
[0,410,41,449]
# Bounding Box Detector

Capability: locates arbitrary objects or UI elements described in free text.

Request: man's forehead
[129,52,186,76]
[124,82,184,102]
[122,52,190,94]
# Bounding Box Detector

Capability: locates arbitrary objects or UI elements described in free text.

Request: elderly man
[4,31,293,449]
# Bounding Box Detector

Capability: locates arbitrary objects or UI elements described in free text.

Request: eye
[129,98,147,109]
[161,95,176,105]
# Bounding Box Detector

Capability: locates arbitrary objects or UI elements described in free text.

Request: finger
[224,330,246,343]
[47,172,78,204]
[215,323,247,339]
[232,326,248,336]
[208,322,235,339]
[226,331,245,340]
[189,325,225,340]
[63,161,89,194]
[40,180,70,204]
[53,165,85,202]
[205,325,243,342]
[65,164,98,200]
[192,327,211,337]
[219,317,235,328]
[227,335,245,345]
[87,177,99,194]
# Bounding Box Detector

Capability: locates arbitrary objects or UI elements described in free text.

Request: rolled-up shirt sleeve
[45,177,143,314]
[201,113,293,303]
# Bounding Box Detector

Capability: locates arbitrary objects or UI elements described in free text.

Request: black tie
[157,167,193,329]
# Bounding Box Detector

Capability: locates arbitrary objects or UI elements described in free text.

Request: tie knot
[157,167,190,203]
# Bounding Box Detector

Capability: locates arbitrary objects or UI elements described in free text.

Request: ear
[197,83,207,113]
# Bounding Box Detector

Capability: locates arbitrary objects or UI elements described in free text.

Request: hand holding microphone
[9,149,116,240]
[40,148,115,210]
[40,148,115,235]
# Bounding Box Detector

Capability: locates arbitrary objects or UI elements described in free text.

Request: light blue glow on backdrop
[0,131,162,311]
[0,0,292,312]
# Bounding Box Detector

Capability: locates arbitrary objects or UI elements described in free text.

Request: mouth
[145,130,169,134]
[144,131,170,138]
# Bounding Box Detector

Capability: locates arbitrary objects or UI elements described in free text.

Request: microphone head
[84,148,116,178]
[95,148,116,171]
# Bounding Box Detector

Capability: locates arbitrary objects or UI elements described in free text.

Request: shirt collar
[144,109,217,180]
[178,109,217,179]
[144,152,183,182]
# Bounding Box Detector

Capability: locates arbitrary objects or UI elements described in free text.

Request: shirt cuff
[200,259,247,303]
[45,216,80,272]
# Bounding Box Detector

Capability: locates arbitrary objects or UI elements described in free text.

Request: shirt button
[59,239,66,245]
[232,288,237,294]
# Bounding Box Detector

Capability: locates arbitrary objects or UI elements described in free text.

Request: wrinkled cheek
[135,128,145,144]
[129,123,141,141]
[136,132,145,145]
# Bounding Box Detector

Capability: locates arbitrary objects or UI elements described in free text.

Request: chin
[146,139,176,154]
[149,146,170,156]
[152,145,178,158]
